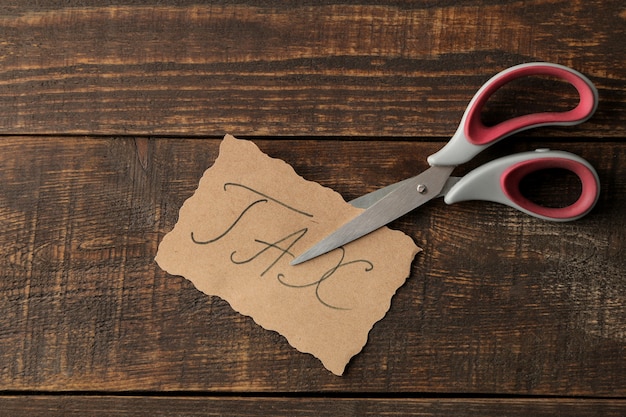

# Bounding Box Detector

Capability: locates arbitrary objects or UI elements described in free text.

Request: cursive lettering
[190,183,374,310]
[231,228,308,277]
[224,183,313,217]
[191,198,267,244]
[277,247,373,310]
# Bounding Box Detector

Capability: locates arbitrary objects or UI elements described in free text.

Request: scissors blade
[291,166,454,265]
[348,176,418,209]
[349,174,462,209]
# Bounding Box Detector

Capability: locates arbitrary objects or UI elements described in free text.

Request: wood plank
[0,1,623,136]
[0,136,624,395]
[0,396,625,417]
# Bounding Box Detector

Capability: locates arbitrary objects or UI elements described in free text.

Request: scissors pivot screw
[416,184,428,194]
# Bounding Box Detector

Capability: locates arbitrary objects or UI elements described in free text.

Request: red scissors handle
[465,63,598,146]
[428,62,599,167]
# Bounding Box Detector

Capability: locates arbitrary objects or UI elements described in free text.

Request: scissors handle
[444,149,600,221]
[428,63,599,166]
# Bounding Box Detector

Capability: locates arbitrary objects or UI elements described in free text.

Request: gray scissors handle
[443,149,600,221]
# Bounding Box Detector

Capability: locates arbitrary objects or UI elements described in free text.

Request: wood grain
[1,1,625,414]
[1,136,623,395]
[0,1,623,136]
[0,396,625,417]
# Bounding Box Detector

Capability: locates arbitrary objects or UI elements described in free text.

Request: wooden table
[1,1,624,415]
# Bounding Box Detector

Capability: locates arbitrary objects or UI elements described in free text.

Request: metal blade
[291,166,454,265]
[437,176,462,198]
[349,175,463,208]
[349,176,418,209]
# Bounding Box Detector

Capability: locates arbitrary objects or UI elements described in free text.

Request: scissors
[291,62,600,265]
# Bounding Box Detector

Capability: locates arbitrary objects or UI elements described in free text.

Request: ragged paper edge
[156,134,421,375]
[227,228,420,376]
[324,239,419,375]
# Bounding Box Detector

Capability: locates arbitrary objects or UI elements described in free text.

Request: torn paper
[155,134,420,375]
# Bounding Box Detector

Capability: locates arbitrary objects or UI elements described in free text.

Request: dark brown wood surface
[0,1,624,415]
[0,0,624,137]
[1,396,626,417]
